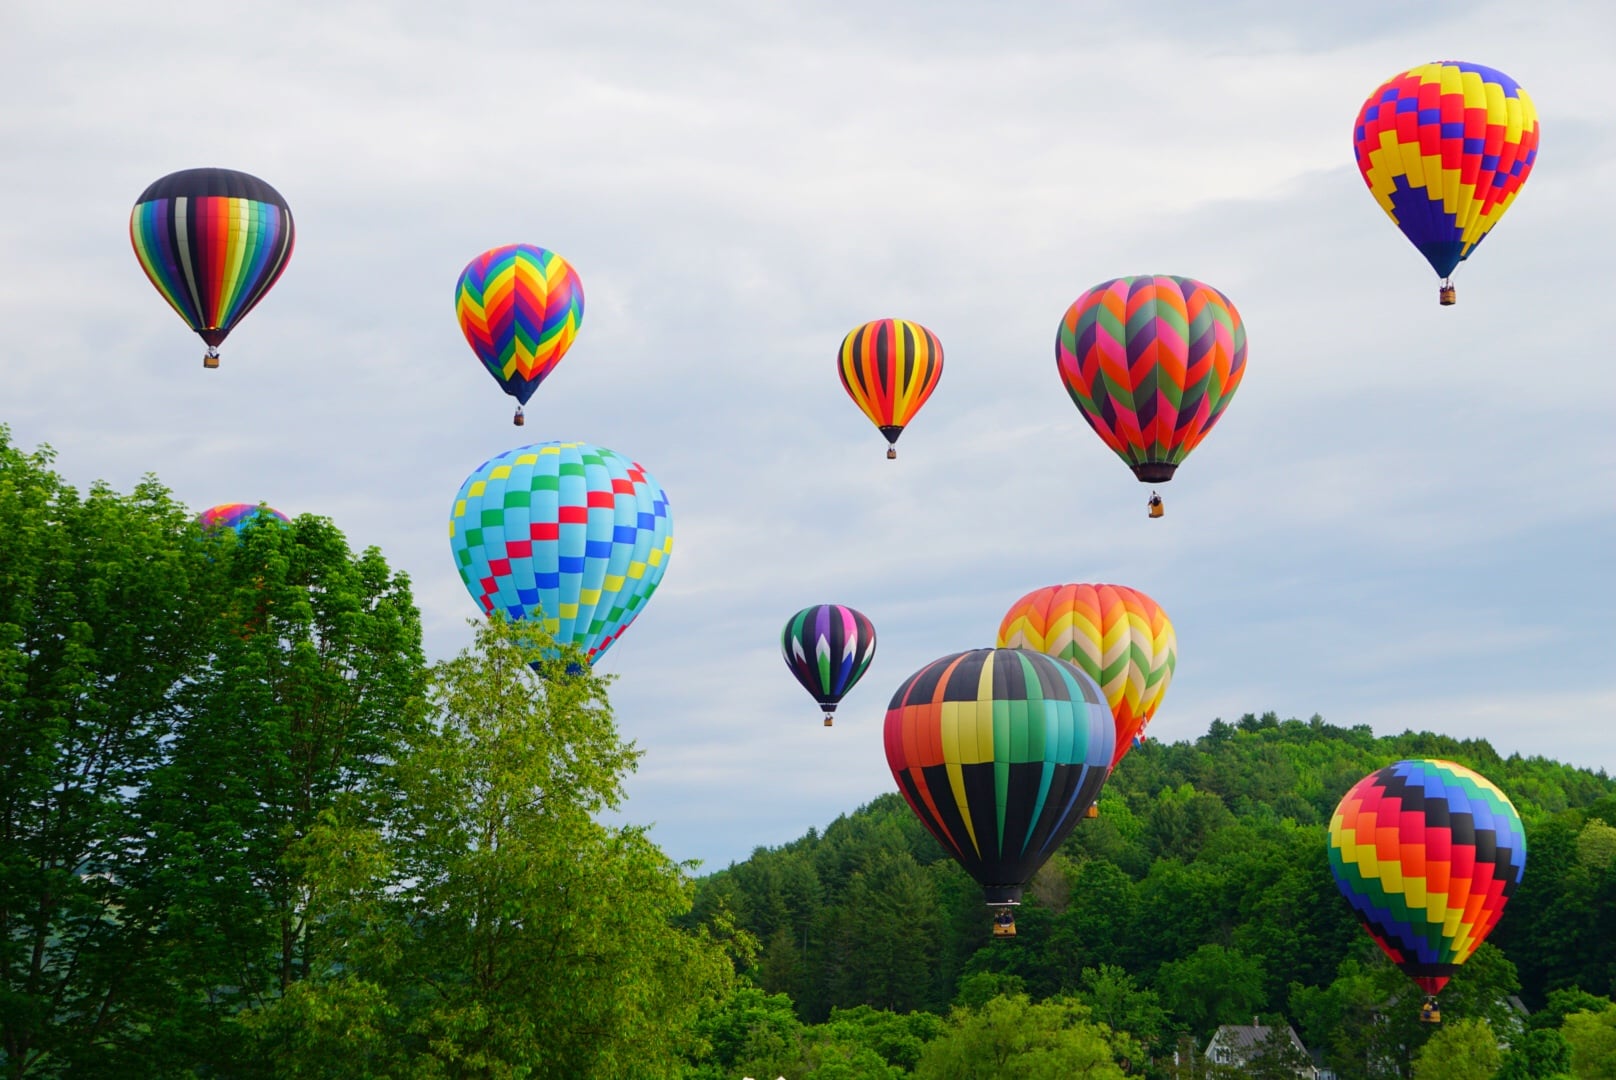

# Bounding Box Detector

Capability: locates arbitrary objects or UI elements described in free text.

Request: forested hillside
[6,428,1615,1080]
[687,716,1616,1075]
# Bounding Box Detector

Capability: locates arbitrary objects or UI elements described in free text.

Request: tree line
[3,425,1614,1078]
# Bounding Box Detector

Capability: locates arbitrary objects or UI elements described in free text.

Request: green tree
[1578,818,1616,872]
[1409,1016,1499,1080]
[1156,944,1267,1039]
[1562,1003,1616,1079]
[1494,1026,1572,1079]
[913,994,1130,1080]
[1528,987,1612,1031]
[807,1004,942,1073]
[684,986,807,1080]
[0,431,217,1077]
[1075,965,1169,1052]
[377,617,734,1078]
[149,512,425,1072]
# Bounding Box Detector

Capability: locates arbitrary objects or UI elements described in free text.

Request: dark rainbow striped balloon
[1328,759,1526,996]
[130,168,294,353]
[884,648,1113,904]
[781,604,877,725]
[1057,275,1246,484]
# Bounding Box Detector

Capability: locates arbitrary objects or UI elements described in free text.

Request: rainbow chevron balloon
[997,583,1176,769]
[1328,759,1526,996]
[1057,275,1246,485]
[781,604,877,725]
[197,503,290,534]
[130,168,294,357]
[455,244,584,416]
[884,648,1114,905]
[1354,61,1539,296]
[448,441,671,665]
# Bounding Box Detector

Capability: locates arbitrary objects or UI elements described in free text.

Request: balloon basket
[1420,997,1441,1023]
[886,447,896,460]
[513,408,525,427]
[824,716,834,727]
[1147,494,1164,519]
[1439,284,1456,306]
[203,352,220,370]
[1085,804,1100,819]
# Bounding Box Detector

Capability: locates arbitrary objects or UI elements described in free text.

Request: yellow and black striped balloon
[837,318,943,458]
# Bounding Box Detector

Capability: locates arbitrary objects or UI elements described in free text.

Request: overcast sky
[2,0,1612,871]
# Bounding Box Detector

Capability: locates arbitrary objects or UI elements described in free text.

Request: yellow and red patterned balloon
[996,583,1176,769]
[838,318,943,459]
[1328,759,1527,999]
[1353,61,1539,303]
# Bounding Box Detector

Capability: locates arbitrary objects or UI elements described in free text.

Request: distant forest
[684,714,1616,1076]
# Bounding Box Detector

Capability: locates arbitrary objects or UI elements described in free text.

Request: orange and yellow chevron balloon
[1353,61,1539,304]
[837,318,943,459]
[997,583,1176,769]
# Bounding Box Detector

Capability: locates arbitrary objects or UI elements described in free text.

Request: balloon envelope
[1353,61,1539,282]
[838,318,943,455]
[1056,275,1245,484]
[781,604,877,722]
[997,583,1176,769]
[197,503,290,534]
[130,168,294,350]
[1328,759,1526,995]
[455,244,584,409]
[884,648,1114,904]
[448,441,671,665]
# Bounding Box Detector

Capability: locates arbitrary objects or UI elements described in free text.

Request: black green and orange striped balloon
[883,648,1113,904]
[837,318,943,458]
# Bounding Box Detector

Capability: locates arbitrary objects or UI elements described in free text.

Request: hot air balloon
[448,441,671,665]
[455,244,585,425]
[781,604,877,727]
[838,318,943,459]
[1354,61,1539,306]
[996,583,1176,771]
[884,648,1114,935]
[130,168,295,368]
[197,503,291,534]
[1328,759,1526,1020]
[1056,276,1245,516]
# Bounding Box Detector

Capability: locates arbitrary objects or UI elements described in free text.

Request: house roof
[1206,1022,1309,1055]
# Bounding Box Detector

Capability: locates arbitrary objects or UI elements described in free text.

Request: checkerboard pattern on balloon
[1353,61,1539,279]
[1327,758,1526,995]
[448,441,672,664]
